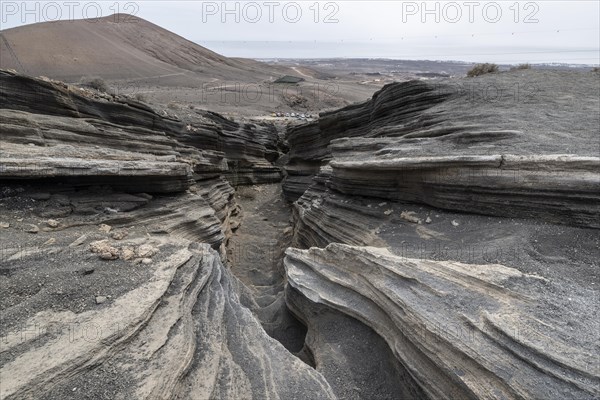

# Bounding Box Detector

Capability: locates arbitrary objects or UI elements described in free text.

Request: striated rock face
[328,148,599,228]
[291,168,382,249]
[283,71,600,228]
[282,70,600,399]
[0,169,333,399]
[0,70,282,189]
[284,80,453,200]
[178,110,284,186]
[0,234,335,400]
[286,80,449,167]
[285,244,600,400]
[3,66,599,400]
[0,70,335,399]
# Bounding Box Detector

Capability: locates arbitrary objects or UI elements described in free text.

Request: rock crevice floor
[226,184,308,354]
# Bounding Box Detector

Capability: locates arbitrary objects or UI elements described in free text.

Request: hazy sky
[1,1,599,63]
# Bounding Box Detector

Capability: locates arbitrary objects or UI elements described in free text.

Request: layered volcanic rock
[178,110,283,185]
[282,69,600,399]
[0,208,335,400]
[0,70,334,399]
[284,71,600,228]
[0,186,337,400]
[285,244,599,400]
[328,145,599,228]
[0,69,282,188]
[2,62,598,400]
[283,80,452,200]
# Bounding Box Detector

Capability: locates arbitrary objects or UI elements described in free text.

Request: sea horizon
[198,40,600,66]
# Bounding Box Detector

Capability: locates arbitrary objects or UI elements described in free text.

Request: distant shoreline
[259,57,598,68]
[198,40,600,66]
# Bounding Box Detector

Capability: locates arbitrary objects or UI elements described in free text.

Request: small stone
[98,224,112,233]
[110,230,128,240]
[46,219,59,228]
[384,209,393,216]
[26,224,39,233]
[378,202,387,207]
[101,251,118,260]
[283,227,293,235]
[90,240,119,260]
[141,258,152,265]
[136,244,158,258]
[69,234,88,247]
[30,192,51,200]
[400,211,422,224]
[42,238,56,246]
[426,217,432,224]
[451,220,460,227]
[0,222,9,228]
[120,247,136,261]
[135,193,153,200]
[95,296,107,304]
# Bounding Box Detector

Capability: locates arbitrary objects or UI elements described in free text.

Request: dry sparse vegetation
[80,76,108,92]
[467,63,499,77]
[510,63,531,71]
[282,92,308,108]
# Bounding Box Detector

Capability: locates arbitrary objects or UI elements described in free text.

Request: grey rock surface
[2,67,599,400]
[0,182,336,400]
[0,70,283,189]
[281,69,599,400]
[0,70,334,400]
[285,244,599,400]
[283,71,599,228]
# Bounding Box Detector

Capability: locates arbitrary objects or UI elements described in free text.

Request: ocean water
[198,41,599,65]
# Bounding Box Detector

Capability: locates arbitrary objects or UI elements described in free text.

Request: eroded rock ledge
[282,70,599,400]
[0,70,335,399]
[283,71,600,228]
[3,68,599,400]
[0,69,283,189]
[0,180,336,400]
[329,149,599,228]
[285,244,599,400]
[1,236,335,400]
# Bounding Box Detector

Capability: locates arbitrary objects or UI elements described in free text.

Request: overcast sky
[1,1,599,63]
